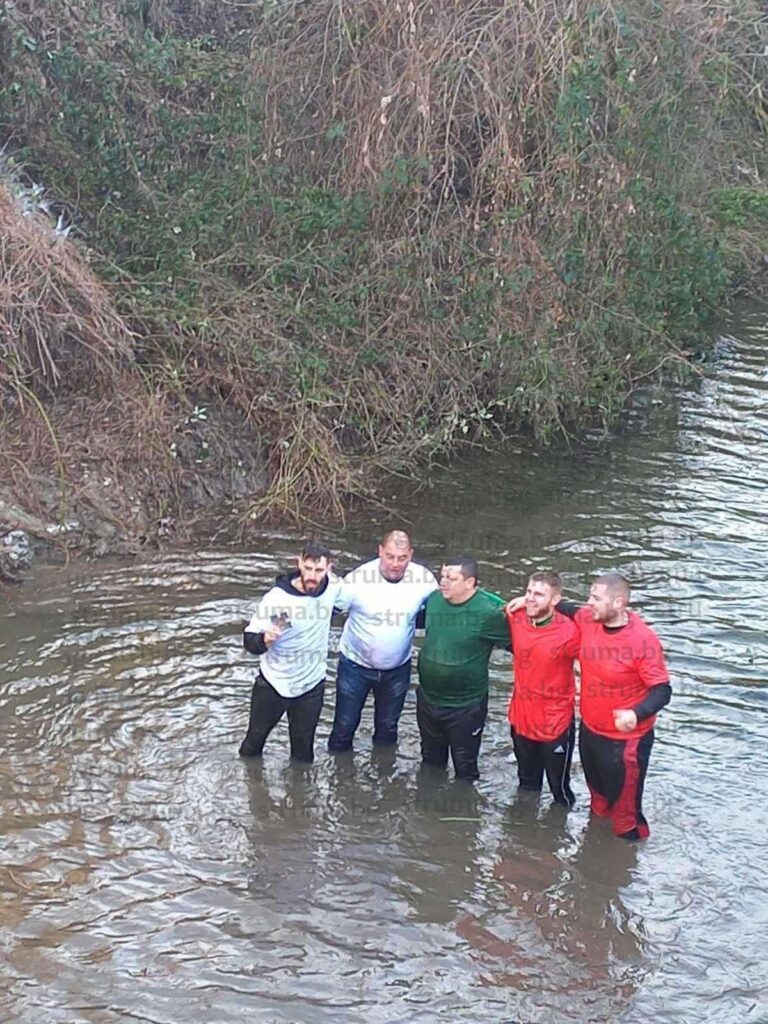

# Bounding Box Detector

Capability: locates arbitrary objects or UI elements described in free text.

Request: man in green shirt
[417,555,511,781]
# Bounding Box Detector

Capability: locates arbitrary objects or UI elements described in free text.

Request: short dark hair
[529,570,563,593]
[594,572,630,601]
[300,541,332,562]
[443,554,479,584]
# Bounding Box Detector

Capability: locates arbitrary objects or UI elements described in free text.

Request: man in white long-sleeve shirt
[240,542,339,762]
[328,530,438,752]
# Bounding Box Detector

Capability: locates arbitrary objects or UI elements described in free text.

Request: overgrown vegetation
[0,0,766,529]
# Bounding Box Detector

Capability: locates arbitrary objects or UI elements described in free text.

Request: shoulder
[554,610,579,634]
[478,589,506,610]
[341,558,377,585]
[628,612,663,646]
[322,574,342,596]
[256,584,282,605]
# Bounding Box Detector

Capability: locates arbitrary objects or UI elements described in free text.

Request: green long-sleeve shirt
[417,588,510,708]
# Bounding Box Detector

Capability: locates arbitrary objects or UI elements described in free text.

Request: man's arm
[483,604,513,649]
[633,683,672,720]
[614,629,671,731]
[555,599,581,620]
[414,596,430,631]
[243,588,286,655]
[614,684,671,732]
[332,575,355,617]
[243,630,268,655]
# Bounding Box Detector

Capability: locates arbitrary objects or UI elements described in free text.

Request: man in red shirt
[575,573,671,840]
[506,571,580,806]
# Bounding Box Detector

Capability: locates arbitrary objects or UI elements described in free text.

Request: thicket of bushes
[0,0,766,526]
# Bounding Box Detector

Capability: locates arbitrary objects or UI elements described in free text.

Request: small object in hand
[270,612,292,630]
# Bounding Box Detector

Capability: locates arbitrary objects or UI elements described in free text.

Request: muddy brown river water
[1,307,767,1023]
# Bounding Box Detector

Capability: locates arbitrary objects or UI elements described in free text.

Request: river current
[1,307,767,1023]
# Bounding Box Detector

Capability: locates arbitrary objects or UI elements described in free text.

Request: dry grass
[0,0,765,529]
[0,181,181,533]
[0,183,133,396]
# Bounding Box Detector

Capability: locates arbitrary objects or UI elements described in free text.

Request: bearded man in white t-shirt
[240,541,340,762]
[328,530,438,752]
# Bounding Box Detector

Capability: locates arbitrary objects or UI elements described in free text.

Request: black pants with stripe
[417,689,488,781]
[579,721,654,840]
[239,673,325,763]
[511,720,576,807]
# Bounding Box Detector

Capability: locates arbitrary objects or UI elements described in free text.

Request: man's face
[297,556,330,593]
[588,582,620,622]
[439,565,475,604]
[378,541,412,582]
[525,579,559,621]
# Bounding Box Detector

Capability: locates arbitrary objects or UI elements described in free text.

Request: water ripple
[1,307,768,1023]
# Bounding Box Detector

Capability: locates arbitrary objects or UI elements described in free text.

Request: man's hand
[506,595,525,615]
[263,625,286,647]
[613,709,638,733]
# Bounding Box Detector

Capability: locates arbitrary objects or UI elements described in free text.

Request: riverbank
[1,1,766,577]
[2,302,767,1022]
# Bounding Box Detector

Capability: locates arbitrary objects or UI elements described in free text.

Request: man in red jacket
[506,571,580,806]
[575,573,671,840]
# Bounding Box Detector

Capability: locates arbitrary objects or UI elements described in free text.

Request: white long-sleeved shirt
[336,558,438,670]
[244,573,341,697]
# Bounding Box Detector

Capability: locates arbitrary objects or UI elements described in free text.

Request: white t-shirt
[244,574,341,698]
[336,558,438,670]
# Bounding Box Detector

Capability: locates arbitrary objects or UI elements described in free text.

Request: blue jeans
[328,653,412,751]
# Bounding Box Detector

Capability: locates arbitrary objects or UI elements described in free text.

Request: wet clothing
[335,558,438,670]
[565,605,670,838]
[328,558,437,751]
[418,690,488,781]
[239,674,324,762]
[574,607,669,740]
[579,722,654,839]
[243,571,340,698]
[505,608,579,805]
[416,588,510,780]
[418,589,510,708]
[632,682,672,721]
[241,570,339,760]
[506,608,579,741]
[511,720,576,807]
[327,653,411,751]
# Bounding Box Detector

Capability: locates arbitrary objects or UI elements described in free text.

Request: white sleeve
[333,575,356,613]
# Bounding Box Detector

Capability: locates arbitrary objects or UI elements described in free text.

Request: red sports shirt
[506,608,580,741]
[575,607,669,740]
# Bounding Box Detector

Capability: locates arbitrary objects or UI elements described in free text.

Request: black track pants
[417,689,488,781]
[511,719,576,807]
[579,721,654,839]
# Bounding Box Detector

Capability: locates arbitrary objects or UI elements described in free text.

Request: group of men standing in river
[239,529,671,841]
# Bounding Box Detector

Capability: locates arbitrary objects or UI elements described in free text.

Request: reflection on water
[1,306,767,1023]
